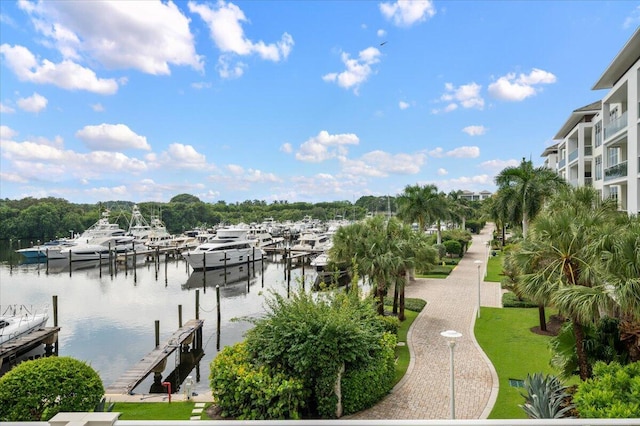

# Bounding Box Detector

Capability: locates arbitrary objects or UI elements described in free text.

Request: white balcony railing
[603,111,628,140]
[604,161,628,181]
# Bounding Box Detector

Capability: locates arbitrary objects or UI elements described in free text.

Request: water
[0,243,318,395]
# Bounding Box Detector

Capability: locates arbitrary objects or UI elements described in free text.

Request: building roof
[553,100,601,140]
[541,143,559,157]
[592,28,640,90]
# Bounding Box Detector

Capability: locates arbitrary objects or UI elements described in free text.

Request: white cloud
[216,55,246,79]
[191,81,212,89]
[295,130,359,162]
[156,143,210,170]
[227,164,244,175]
[0,44,119,94]
[488,68,557,101]
[0,125,18,140]
[0,171,28,183]
[322,46,381,94]
[341,150,426,177]
[189,0,293,78]
[623,5,640,29]
[479,159,520,172]
[399,101,410,110]
[91,103,104,112]
[380,0,436,27]
[280,143,293,153]
[377,29,387,37]
[429,146,479,158]
[462,125,487,136]
[17,92,47,113]
[0,102,15,113]
[19,0,204,75]
[76,124,151,151]
[437,168,448,176]
[437,82,483,112]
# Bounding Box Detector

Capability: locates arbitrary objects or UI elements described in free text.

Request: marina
[0,239,337,396]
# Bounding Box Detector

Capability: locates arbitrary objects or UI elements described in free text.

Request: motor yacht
[184,228,264,271]
[0,306,49,346]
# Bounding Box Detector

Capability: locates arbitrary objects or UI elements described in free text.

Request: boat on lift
[0,306,49,346]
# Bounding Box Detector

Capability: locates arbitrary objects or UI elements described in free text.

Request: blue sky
[1,1,639,204]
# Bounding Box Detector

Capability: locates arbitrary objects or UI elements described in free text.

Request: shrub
[573,361,640,418]
[239,287,393,418]
[519,372,574,419]
[502,291,538,308]
[209,342,308,419]
[443,240,462,257]
[432,243,446,259]
[0,356,104,421]
[341,332,396,415]
[378,315,400,335]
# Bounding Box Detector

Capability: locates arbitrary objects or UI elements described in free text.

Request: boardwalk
[349,225,502,420]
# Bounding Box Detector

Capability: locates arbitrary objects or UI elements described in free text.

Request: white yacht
[127,205,173,247]
[0,306,49,346]
[291,232,332,253]
[184,228,264,271]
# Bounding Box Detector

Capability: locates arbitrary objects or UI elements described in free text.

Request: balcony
[604,161,628,181]
[568,149,578,163]
[585,177,593,186]
[603,111,627,140]
[584,146,592,156]
[558,158,566,169]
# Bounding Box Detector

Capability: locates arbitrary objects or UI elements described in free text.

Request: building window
[595,155,602,181]
[595,121,602,147]
[609,186,619,204]
[607,147,619,167]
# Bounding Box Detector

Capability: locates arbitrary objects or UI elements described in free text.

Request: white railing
[604,161,628,181]
[11,415,640,426]
[603,111,628,140]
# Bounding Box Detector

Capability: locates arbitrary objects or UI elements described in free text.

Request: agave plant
[519,372,574,419]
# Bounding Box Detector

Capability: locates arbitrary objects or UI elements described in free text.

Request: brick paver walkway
[349,225,501,420]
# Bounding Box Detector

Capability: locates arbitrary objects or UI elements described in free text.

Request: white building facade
[544,28,639,216]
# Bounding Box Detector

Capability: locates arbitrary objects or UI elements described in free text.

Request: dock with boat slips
[0,326,60,369]
[104,318,204,395]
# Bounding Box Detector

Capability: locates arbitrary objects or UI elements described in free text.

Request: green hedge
[341,332,397,415]
[502,291,538,308]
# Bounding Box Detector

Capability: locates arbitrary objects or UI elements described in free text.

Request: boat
[291,232,332,253]
[0,306,49,346]
[15,239,75,260]
[310,252,350,289]
[183,228,264,271]
[127,205,173,246]
[247,227,284,249]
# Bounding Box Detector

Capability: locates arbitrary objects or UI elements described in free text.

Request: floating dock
[0,326,60,369]
[104,319,204,395]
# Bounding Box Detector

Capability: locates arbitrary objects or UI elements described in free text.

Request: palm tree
[447,190,473,230]
[494,158,566,238]
[396,184,449,244]
[514,186,620,380]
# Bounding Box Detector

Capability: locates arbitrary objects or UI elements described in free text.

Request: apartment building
[459,190,492,202]
[544,28,639,215]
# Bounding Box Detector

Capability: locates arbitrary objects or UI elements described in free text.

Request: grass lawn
[485,250,504,283]
[417,258,459,279]
[112,401,206,420]
[475,307,561,419]
[393,308,418,385]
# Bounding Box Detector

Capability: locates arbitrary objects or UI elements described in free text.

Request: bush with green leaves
[519,372,574,419]
[341,332,396,414]
[443,240,462,257]
[209,342,308,419]
[0,356,104,421]
[573,361,640,418]
[239,286,394,418]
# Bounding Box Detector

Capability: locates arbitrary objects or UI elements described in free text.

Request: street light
[440,330,462,419]
[474,260,482,319]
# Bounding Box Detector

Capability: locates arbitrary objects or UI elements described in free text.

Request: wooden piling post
[216,284,221,351]
[178,305,183,328]
[155,320,160,348]
[195,289,200,320]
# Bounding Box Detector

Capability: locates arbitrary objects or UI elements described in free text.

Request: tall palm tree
[514,186,620,380]
[494,158,566,238]
[447,190,473,230]
[396,184,449,244]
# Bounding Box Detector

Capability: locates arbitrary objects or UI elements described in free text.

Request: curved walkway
[349,225,501,420]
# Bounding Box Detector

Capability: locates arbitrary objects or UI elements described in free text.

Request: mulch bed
[530,314,565,336]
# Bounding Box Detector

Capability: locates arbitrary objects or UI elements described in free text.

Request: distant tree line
[0,194,409,242]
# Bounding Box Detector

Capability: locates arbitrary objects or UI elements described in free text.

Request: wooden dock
[104,319,204,395]
[0,326,60,369]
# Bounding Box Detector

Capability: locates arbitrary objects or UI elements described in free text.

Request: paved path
[349,225,502,420]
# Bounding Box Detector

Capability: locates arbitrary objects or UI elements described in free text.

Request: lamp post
[485,240,490,278]
[474,260,482,319]
[440,330,462,419]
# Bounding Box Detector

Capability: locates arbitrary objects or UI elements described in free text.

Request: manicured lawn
[475,307,560,419]
[112,401,204,420]
[418,259,459,279]
[485,250,504,282]
[394,308,418,385]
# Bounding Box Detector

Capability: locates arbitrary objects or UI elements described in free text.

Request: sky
[1,1,639,205]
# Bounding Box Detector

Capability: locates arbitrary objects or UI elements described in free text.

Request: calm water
[0,242,319,395]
